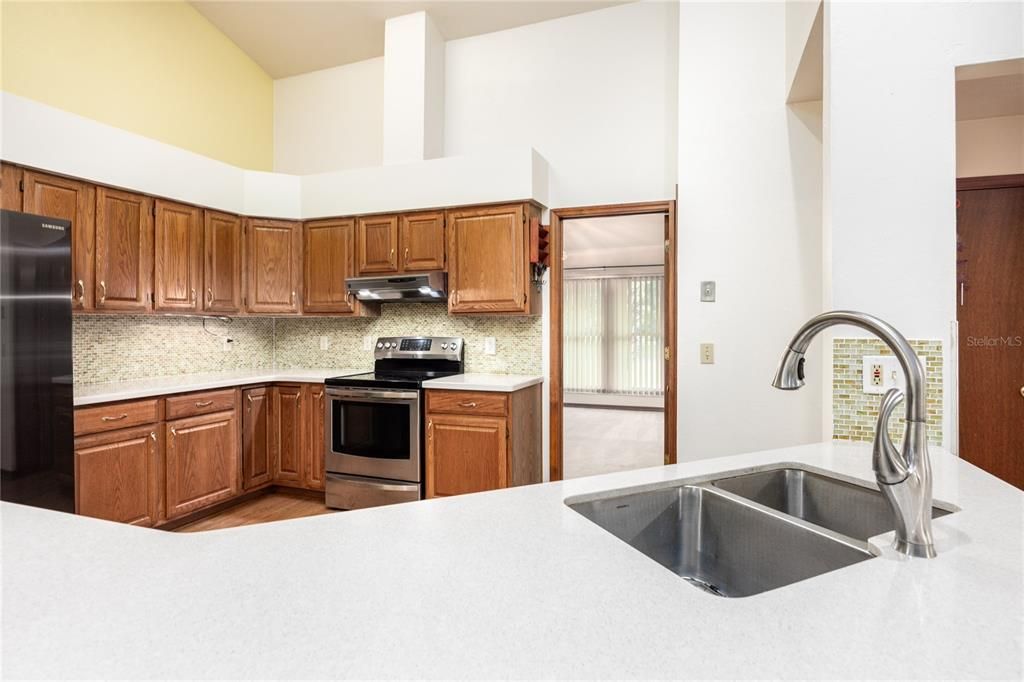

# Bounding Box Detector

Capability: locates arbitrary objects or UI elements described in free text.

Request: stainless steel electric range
[324,336,464,510]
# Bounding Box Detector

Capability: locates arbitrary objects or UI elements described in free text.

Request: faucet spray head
[771,349,806,390]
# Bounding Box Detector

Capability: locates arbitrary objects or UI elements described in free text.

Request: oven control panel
[373,336,463,360]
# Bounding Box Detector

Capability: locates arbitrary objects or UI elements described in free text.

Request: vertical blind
[564,273,664,397]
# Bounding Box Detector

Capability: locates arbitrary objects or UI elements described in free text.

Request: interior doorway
[549,202,677,481]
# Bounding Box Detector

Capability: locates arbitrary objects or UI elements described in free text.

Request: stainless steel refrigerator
[0,209,75,512]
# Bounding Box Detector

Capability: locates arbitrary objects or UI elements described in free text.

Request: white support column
[382,11,445,164]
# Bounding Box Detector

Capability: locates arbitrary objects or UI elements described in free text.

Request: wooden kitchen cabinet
[164,408,240,520]
[20,170,96,310]
[446,203,540,315]
[356,214,399,274]
[75,424,161,526]
[242,386,273,490]
[425,385,542,498]
[303,217,376,316]
[272,384,305,486]
[1,162,20,211]
[94,187,153,311]
[400,211,445,272]
[246,218,302,314]
[154,200,202,312]
[203,210,243,314]
[306,384,326,491]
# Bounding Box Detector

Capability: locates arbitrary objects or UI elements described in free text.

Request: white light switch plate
[862,355,902,395]
[700,343,714,364]
[483,337,497,355]
[362,336,374,351]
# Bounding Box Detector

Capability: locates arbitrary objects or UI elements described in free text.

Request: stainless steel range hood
[346,271,447,302]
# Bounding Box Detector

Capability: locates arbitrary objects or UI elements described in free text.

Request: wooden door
[447,204,528,313]
[203,210,243,313]
[247,219,302,313]
[400,211,445,272]
[426,413,508,497]
[242,387,273,490]
[957,178,1024,489]
[154,200,202,312]
[22,170,96,310]
[94,187,153,311]
[1,162,20,211]
[356,215,399,274]
[164,410,239,519]
[304,218,356,314]
[306,385,326,490]
[273,384,304,486]
[75,425,161,526]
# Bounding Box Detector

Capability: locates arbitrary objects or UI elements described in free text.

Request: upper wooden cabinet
[95,187,153,312]
[446,203,539,315]
[247,218,302,314]
[75,424,161,526]
[304,218,357,314]
[203,210,243,314]
[21,170,96,310]
[154,200,202,313]
[356,214,399,274]
[400,211,445,272]
[1,162,20,212]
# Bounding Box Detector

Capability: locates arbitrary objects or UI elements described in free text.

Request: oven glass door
[326,388,421,483]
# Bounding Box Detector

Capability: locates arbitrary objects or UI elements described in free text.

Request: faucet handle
[873,388,909,485]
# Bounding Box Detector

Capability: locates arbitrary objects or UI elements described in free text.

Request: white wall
[273,58,384,174]
[825,0,1024,447]
[445,1,678,208]
[956,115,1024,177]
[677,1,825,461]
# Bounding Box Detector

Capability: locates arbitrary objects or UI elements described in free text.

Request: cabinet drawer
[426,390,508,417]
[165,389,237,420]
[74,399,162,436]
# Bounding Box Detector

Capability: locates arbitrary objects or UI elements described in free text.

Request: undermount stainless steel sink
[566,464,957,598]
[710,467,953,542]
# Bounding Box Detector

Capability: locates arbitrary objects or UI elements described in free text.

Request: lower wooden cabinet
[425,385,541,498]
[307,385,326,491]
[272,384,305,485]
[164,410,239,520]
[75,424,161,526]
[242,386,273,490]
[244,383,324,492]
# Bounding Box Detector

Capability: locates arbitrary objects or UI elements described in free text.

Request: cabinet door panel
[247,219,301,313]
[242,387,273,490]
[306,385,326,490]
[400,211,445,272]
[75,425,160,526]
[1,162,21,212]
[154,200,201,312]
[356,215,398,274]
[426,414,507,498]
[447,205,527,314]
[273,384,304,485]
[95,187,153,311]
[203,210,242,313]
[165,410,239,519]
[304,219,355,313]
[22,170,96,309]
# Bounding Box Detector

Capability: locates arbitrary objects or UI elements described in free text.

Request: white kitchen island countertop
[421,372,543,392]
[2,441,1021,679]
[73,368,367,406]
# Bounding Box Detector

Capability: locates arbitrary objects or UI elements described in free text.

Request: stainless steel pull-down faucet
[771,311,936,558]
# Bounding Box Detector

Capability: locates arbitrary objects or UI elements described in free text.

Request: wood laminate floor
[175,491,335,532]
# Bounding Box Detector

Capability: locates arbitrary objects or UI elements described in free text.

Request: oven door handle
[326,388,420,401]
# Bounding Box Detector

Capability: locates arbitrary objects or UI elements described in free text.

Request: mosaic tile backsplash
[73,304,543,385]
[832,338,943,445]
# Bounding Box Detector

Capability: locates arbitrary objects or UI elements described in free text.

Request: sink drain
[683,576,727,597]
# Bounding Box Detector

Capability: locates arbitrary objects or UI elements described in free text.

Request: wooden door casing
[306,385,326,490]
[957,180,1024,489]
[94,187,153,311]
[247,219,302,313]
[273,384,304,485]
[203,210,243,313]
[400,211,445,272]
[21,170,96,310]
[242,387,273,490]
[426,413,508,498]
[75,425,161,526]
[164,410,240,519]
[154,200,202,312]
[356,215,399,274]
[303,218,356,314]
[446,204,528,314]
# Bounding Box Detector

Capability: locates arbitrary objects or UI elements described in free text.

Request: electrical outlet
[221,337,233,352]
[870,362,884,387]
[862,355,901,394]
[483,337,497,355]
[362,336,374,351]
[700,343,714,364]
[319,336,330,351]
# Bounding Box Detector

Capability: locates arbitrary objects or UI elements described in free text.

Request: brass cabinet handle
[1020,386,1024,398]
[191,288,197,303]
[75,279,85,303]
[101,413,128,422]
[404,247,410,266]
[291,291,296,305]
[195,400,213,408]
[150,432,157,442]
[389,248,395,266]
[98,280,106,303]
[206,288,214,305]
[170,426,177,437]
[458,401,478,409]
[521,292,527,306]
[427,419,433,439]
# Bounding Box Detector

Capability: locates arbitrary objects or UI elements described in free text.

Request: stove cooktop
[325,335,465,389]
[324,370,462,390]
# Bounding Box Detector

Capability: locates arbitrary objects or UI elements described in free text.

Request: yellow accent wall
[0,1,273,170]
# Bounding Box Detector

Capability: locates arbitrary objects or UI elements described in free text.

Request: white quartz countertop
[421,372,544,392]
[73,369,367,406]
[2,442,1022,679]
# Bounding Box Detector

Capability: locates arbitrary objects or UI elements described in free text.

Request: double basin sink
[566,465,955,598]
